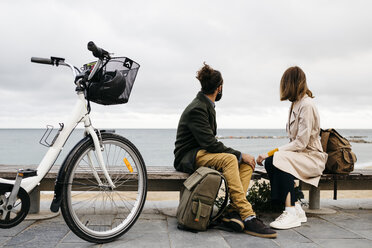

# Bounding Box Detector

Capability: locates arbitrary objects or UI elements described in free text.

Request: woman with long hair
[256,66,328,229]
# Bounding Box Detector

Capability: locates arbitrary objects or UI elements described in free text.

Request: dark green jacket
[174,91,241,173]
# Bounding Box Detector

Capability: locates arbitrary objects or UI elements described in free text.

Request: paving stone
[59,215,168,246]
[137,212,166,220]
[274,228,313,246]
[61,231,88,243]
[319,211,372,232]
[167,217,229,248]
[5,231,68,247]
[4,220,69,247]
[282,243,321,248]
[97,218,170,247]
[343,209,372,213]
[346,210,372,220]
[103,232,170,248]
[2,199,372,247]
[61,218,169,246]
[42,215,65,224]
[0,237,11,247]
[221,231,278,248]
[56,242,101,248]
[124,218,168,233]
[357,230,372,240]
[314,238,372,248]
[220,215,312,248]
[294,216,361,240]
[0,220,35,237]
[320,199,372,210]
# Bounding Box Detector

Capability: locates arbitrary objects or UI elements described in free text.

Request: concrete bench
[254,168,372,213]
[1,165,371,214]
[0,165,264,214]
[300,169,372,213]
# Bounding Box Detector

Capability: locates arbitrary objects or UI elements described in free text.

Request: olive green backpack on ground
[176,167,228,232]
[320,128,357,174]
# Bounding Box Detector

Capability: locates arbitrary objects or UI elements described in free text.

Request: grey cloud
[0,0,371,128]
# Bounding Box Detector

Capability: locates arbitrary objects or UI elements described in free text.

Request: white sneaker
[270,211,301,230]
[295,204,307,223]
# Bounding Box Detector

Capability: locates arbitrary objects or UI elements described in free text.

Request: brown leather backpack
[320,128,357,174]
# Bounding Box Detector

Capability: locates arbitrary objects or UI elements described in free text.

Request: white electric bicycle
[0,42,147,243]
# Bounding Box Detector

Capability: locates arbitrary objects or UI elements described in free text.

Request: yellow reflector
[124,158,133,173]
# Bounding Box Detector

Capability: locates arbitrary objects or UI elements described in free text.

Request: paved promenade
[1,198,372,248]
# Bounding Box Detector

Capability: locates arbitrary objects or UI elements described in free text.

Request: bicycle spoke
[112,145,120,168]
[72,192,100,212]
[70,187,97,198]
[4,212,11,222]
[112,191,136,207]
[114,176,139,188]
[10,208,19,214]
[70,182,102,188]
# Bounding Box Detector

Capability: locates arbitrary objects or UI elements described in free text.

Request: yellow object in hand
[267,148,279,157]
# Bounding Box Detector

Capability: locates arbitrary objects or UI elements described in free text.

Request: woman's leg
[265,156,301,229]
[285,192,292,207]
[264,156,296,206]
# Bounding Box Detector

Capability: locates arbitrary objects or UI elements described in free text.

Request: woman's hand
[256,153,269,166]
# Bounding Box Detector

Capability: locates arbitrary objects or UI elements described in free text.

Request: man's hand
[256,153,269,166]
[242,153,256,170]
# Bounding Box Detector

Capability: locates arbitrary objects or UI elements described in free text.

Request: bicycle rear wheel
[0,184,30,229]
[60,133,147,243]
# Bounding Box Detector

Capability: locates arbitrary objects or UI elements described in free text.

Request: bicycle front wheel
[60,133,147,243]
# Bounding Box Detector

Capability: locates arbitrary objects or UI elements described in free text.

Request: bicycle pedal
[19,169,38,178]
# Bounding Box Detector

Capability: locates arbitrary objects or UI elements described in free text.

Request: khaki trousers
[195,150,255,220]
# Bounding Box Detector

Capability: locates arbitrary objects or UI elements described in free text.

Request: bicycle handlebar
[87,41,110,59]
[31,57,53,65]
[30,41,111,84]
[31,56,66,67]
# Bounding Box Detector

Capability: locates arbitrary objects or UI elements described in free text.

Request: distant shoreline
[1,129,371,169]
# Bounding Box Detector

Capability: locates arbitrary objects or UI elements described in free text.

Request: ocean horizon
[0,128,371,169]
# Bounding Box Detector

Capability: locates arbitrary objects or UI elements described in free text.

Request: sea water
[0,129,371,169]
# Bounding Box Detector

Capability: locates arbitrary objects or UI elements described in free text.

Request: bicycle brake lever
[50,57,65,66]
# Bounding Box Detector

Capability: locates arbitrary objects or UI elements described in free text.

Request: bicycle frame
[0,60,115,193]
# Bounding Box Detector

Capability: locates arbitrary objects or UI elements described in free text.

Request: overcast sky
[0,0,371,129]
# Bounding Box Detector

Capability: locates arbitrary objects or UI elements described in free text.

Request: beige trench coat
[273,95,328,187]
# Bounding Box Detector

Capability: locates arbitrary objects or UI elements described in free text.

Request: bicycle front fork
[87,128,116,189]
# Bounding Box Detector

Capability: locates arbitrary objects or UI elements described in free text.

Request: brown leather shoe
[221,211,244,232]
[244,217,277,238]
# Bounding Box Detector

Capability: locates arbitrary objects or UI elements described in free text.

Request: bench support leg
[25,186,60,220]
[305,185,337,215]
[29,186,40,214]
[309,185,320,209]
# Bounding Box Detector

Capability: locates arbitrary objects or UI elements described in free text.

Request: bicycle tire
[0,184,30,229]
[60,133,147,243]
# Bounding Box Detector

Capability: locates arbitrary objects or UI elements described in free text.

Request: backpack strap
[211,174,228,222]
[328,128,350,146]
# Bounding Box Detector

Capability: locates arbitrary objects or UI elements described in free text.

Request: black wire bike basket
[84,57,140,105]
